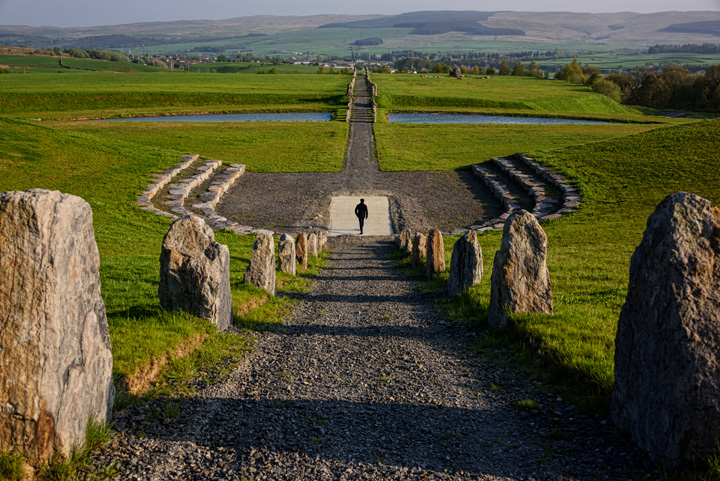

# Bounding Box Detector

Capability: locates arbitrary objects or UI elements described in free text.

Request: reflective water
[103,112,332,122]
[387,113,610,124]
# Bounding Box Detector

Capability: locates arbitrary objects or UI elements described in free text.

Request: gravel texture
[102,236,654,480]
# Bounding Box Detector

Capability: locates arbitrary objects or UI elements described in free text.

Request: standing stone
[448,231,484,297]
[400,229,413,254]
[159,215,233,331]
[307,232,319,257]
[296,233,308,271]
[278,234,296,276]
[425,229,446,279]
[611,192,720,468]
[318,231,327,252]
[488,210,552,329]
[411,232,427,267]
[397,229,411,253]
[244,232,277,295]
[0,189,114,461]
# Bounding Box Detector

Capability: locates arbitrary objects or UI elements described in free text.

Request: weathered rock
[448,231,483,296]
[244,232,277,295]
[488,210,552,329]
[278,234,296,276]
[307,232,319,257]
[425,229,446,279]
[159,215,233,331]
[0,189,114,461]
[397,229,412,253]
[318,231,327,252]
[296,233,308,271]
[411,232,427,267]
[611,192,720,468]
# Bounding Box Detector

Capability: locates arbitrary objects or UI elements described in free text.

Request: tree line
[556,58,720,111]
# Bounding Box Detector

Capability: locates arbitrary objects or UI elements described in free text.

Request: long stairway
[349,74,375,124]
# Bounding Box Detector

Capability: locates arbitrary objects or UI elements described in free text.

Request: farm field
[0,54,166,73]
[539,52,720,73]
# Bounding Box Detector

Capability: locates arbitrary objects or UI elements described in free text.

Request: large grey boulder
[0,189,114,461]
[411,232,427,268]
[425,229,446,279]
[244,232,277,295]
[296,233,308,270]
[488,210,552,329]
[159,215,233,331]
[448,231,483,296]
[612,192,720,468]
[278,234,296,276]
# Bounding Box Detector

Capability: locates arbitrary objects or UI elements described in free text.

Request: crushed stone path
[103,236,650,480]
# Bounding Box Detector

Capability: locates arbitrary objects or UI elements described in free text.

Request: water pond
[103,112,332,122]
[387,113,610,125]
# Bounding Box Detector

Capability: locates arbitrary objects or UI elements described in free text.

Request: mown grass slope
[0,72,351,119]
[429,119,720,411]
[46,120,348,172]
[373,75,641,116]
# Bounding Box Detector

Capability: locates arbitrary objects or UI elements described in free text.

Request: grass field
[0,72,351,119]
[374,122,664,171]
[0,54,166,73]
[373,75,642,116]
[46,120,349,172]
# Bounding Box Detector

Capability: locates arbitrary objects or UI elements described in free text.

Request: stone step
[469,153,582,233]
[492,156,562,219]
[515,154,582,215]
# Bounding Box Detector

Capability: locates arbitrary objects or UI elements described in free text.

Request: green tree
[470,65,480,75]
[499,59,511,76]
[591,78,622,103]
[217,54,228,62]
[511,61,525,76]
[555,58,587,84]
[431,63,444,73]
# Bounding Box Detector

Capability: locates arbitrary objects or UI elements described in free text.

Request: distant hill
[662,20,720,35]
[1,11,719,55]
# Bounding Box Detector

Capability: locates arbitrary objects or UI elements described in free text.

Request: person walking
[354,198,368,235]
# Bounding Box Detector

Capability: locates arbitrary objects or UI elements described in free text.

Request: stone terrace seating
[136,155,267,234]
[469,153,581,232]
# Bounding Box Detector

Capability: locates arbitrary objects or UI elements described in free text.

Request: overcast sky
[1,0,719,27]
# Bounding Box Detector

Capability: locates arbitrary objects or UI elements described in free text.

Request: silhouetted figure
[355,198,368,235]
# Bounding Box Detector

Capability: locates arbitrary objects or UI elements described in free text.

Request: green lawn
[0,72,351,119]
[429,119,720,411]
[374,122,663,171]
[372,75,641,115]
[45,120,348,172]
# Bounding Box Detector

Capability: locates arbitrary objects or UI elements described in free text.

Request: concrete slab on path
[329,196,392,236]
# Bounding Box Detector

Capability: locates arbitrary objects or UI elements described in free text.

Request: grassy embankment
[0,72,349,407]
[0,72,351,121]
[373,74,719,413]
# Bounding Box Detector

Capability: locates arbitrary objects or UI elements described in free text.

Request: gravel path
[103,236,651,480]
